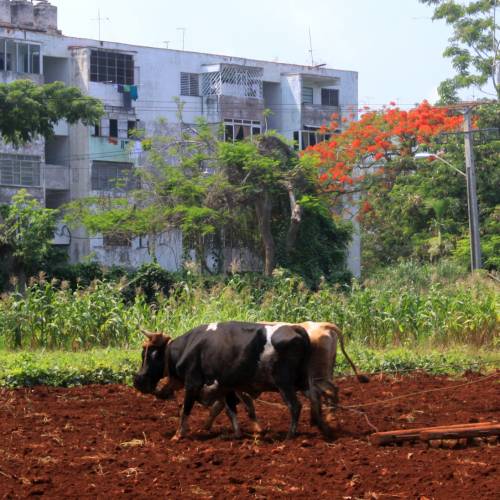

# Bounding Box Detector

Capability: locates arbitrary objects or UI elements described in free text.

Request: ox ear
[157,334,172,347]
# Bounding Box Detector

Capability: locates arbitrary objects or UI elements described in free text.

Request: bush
[122,262,174,303]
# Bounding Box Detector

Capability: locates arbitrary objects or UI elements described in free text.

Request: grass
[0,349,138,388]
[0,345,498,389]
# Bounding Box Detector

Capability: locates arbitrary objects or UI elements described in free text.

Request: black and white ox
[133,321,311,440]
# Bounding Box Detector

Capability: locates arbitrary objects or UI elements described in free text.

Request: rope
[341,371,499,409]
[254,371,499,415]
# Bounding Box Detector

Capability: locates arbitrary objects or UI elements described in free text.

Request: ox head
[133,329,171,395]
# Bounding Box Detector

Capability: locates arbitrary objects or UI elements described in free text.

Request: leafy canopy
[0,189,58,271]
[0,80,104,146]
[419,0,499,101]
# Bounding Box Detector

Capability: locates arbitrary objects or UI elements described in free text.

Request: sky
[48,0,482,108]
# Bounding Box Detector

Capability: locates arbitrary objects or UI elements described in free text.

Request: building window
[321,88,339,107]
[128,120,138,138]
[90,50,134,85]
[0,154,41,187]
[91,161,137,191]
[0,39,41,74]
[109,119,118,138]
[302,86,314,105]
[180,72,199,96]
[295,128,331,150]
[223,119,261,142]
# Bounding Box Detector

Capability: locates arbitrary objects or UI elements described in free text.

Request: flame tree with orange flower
[306,101,463,196]
[305,101,500,271]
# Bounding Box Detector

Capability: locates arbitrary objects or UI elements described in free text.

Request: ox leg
[308,385,334,438]
[224,394,242,439]
[278,386,302,439]
[239,392,262,435]
[204,400,225,432]
[319,380,339,409]
[172,388,197,441]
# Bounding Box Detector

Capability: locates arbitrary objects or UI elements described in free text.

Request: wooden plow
[371,422,500,448]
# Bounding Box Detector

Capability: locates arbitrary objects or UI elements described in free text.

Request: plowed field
[1,372,499,499]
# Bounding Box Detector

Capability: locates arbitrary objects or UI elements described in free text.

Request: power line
[15,94,498,110]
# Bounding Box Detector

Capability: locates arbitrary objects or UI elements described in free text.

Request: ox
[202,321,369,437]
[134,321,311,440]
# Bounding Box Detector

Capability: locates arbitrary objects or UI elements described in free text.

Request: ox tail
[329,324,369,383]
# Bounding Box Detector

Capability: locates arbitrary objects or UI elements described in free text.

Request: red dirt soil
[1,372,499,499]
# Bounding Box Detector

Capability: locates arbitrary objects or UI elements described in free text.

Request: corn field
[0,262,498,350]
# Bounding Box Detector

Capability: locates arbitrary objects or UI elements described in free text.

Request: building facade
[0,0,360,276]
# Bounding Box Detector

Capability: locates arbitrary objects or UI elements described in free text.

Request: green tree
[361,103,500,272]
[0,80,103,146]
[419,0,499,102]
[0,190,58,290]
[66,119,351,280]
[65,115,225,273]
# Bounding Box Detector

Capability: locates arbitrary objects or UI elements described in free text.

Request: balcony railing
[301,103,340,127]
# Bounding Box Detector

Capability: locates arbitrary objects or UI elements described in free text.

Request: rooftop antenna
[177,27,186,50]
[308,27,314,66]
[92,9,110,42]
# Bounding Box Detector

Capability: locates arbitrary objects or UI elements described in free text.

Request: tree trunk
[255,193,275,276]
[285,185,303,257]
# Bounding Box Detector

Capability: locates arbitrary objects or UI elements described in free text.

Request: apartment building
[0,0,360,275]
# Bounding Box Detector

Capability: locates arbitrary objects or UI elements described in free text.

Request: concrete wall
[44,164,69,190]
[90,230,183,271]
[263,82,281,131]
[43,56,69,84]
[10,1,34,29]
[0,71,43,84]
[280,74,302,141]
[0,185,43,204]
[0,0,11,24]
[34,1,58,33]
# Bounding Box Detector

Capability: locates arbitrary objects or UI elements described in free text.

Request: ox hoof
[171,432,185,442]
[252,423,263,435]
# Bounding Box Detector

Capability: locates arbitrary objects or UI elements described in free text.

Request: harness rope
[341,371,499,409]
[255,371,499,432]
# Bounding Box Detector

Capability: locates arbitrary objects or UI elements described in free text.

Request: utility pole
[463,108,482,270]
[92,9,110,42]
[177,28,186,50]
[308,27,314,66]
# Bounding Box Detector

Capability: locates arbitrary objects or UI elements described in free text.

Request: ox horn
[141,328,156,339]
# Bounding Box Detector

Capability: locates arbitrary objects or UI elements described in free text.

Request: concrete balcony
[301,104,340,127]
[203,95,265,123]
[44,163,69,191]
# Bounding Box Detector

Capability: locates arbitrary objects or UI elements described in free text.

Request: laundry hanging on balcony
[117,84,139,108]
